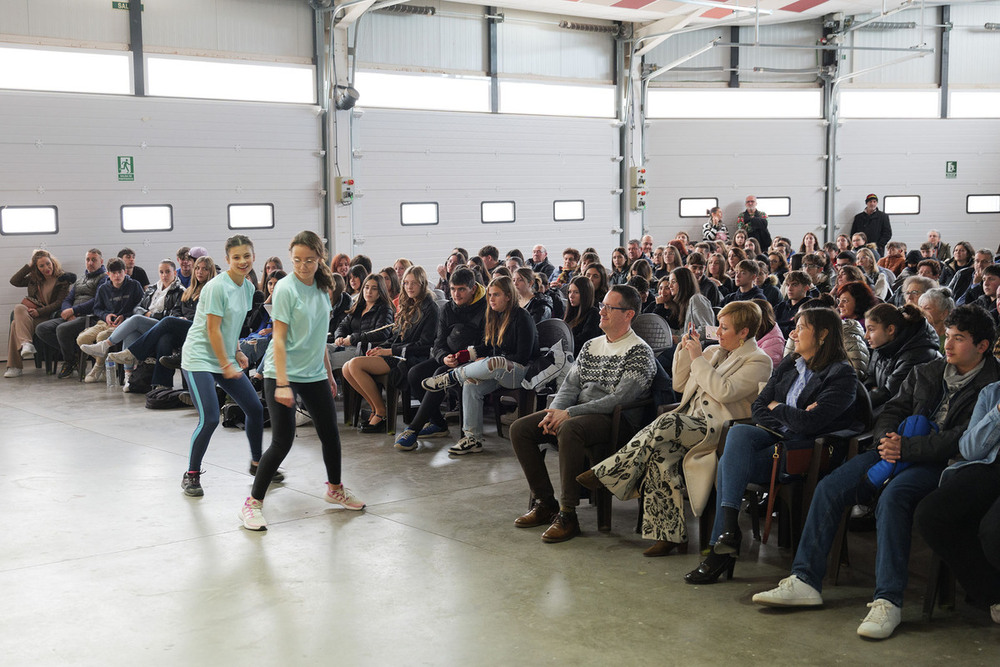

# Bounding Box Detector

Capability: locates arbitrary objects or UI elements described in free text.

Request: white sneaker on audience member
[4,367,23,378]
[80,339,111,358]
[108,349,137,366]
[84,363,106,384]
[857,599,901,639]
[752,575,823,607]
[19,342,35,359]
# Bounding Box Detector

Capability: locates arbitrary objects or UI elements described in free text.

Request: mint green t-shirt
[181,272,255,373]
[263,274,332,383]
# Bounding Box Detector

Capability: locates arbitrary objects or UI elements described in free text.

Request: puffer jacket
[866,320,941,408]
[876,356,1000,463]
[756,324,785,367]
[334,301,394,347]
[524,292,553,325]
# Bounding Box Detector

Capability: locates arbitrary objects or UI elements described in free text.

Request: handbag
[21,297,44,310]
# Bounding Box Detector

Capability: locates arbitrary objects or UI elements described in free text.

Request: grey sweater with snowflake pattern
[551,329,656,416]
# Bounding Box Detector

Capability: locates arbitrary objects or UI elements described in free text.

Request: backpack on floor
[145,387,188,410]
[126,363,154,394]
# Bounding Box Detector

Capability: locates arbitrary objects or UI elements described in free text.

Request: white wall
[347,108,620,271]
[835,118,1000,250]
[643,119,828,246]
[0,90,323,360]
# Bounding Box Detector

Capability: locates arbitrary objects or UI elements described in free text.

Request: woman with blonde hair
[5,249,68,378]
[421,276,539,455]
[855,247,890,300]
[342,266,439,433]
[578,301,772,556]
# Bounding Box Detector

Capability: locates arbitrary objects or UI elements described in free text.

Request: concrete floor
[1,368,997,665]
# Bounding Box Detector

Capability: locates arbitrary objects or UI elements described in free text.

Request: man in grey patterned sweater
[509,284,657,543]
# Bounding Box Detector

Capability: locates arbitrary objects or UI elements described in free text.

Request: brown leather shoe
[514,499,559,528]
[642,540,689,557]
[575,469,605,492]
[541,511,580,543]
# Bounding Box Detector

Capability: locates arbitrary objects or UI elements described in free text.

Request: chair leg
[596,488,612,533]
[385,383,398,435]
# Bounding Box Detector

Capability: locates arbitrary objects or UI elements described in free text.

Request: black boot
[714,506,742,556]
[684,551,737,585]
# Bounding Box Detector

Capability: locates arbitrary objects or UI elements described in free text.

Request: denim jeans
[710,423,782,543]
[457,357,527,440]
[108,315,158,350]
[791,449,942,607]
[127,316,192,387]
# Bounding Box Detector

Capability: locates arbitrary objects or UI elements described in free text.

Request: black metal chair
[632,313,673,355]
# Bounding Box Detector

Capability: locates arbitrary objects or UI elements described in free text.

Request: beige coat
[671,338,773,516]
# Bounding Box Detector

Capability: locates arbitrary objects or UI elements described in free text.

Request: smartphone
[705,325,719,340]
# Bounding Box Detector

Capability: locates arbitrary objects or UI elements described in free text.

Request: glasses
[292,258,319,266]
[598,302,631,313]
[905,290,923,296]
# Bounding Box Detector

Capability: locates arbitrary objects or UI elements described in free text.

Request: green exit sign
[112,1,143,10]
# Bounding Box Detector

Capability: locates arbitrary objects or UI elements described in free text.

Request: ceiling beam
[633,10,702,57]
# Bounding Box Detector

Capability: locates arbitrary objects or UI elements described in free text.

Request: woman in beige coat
[5,250,69,378]
[578,301,773,556]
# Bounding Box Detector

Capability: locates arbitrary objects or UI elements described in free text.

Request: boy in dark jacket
[394,267,487,451]
[752,305,1000,640]
[76,258,144,383]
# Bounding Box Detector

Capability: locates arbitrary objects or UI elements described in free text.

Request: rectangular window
[646,89,821,119]
[147,56,315,104]
[882,196,920,215]
[121,205,173,232]
[499,81,615,118]
[481,201,515,224]
[679,198,718,218]
[0,206,58,235]
[839,90,939,119]
[355,71,490,113]
[400,202,439,226]
[553,200,585,222]
[756,197,791,217]
[949,91,1000,119]
[967,195,1000,214]
[0,46,131,95]
[228,204,275,230]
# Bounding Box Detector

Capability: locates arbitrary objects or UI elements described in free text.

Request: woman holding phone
[240,231,365,531]
[180,235,265,497]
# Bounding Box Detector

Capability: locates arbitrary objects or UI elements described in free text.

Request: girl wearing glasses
[240,231,365,531]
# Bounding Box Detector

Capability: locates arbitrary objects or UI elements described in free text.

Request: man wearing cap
[851,194,892,256]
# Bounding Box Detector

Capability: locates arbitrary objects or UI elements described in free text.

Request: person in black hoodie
[343,266,439,433]
[565,276,602,355]
[394,267,488,451]
[421,276,539,455]
[514,267,552,324]
[329,274,394,371]
[864,303,941,410]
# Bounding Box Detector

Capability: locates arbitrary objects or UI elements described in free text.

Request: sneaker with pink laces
[325,483,365,510]
[239,497,267,531]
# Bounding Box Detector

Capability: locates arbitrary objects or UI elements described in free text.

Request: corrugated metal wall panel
[0,0,129,46]
[836,119,1000,249]
[644,119,827,244]
[644,27,731,86]
[143,0,313,60]
[844,8,940,87]
[498,10,614,83]
[948,3,1000,87]
[0,90,323,358]
[355,2,486,75]
[349,109,619,272]
[740,22,824,86]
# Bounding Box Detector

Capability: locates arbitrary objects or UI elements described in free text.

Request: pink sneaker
[325,483,365,510]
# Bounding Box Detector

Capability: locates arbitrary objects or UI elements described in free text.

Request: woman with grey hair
[918,286,955,355]
[900,275,937,308]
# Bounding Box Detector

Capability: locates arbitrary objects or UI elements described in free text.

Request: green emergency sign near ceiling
[946,161,957,179]
[118,156,134,182]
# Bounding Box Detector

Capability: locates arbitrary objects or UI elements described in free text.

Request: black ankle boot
[714,507,742,556]
[684,551,737,585]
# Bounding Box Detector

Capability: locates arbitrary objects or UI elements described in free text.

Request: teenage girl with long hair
[240,231,365,530]
[179,235,264,497]
[422,276,539,455]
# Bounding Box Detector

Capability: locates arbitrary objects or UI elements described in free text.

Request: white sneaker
[83,363,106,384]
[19,342,35,359]
[991,603,1000,624]
[239,497,267,531]
[325,483,365,510]
[108,348,137,366]
[752,575,824,607]
[80,339,111,358]
[857,599,901,639]
[3,367,23,378]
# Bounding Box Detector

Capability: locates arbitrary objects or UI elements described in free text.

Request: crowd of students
[6,205,1000,641]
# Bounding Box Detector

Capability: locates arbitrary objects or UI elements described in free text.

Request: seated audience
[969,264,1000,324]
[688,306,857,585]
[609,247,629,286]
[722,259,765,305]
[856,247,891,300]
[775,270,812,337]
[707,252,734,296]
[331,253,351,279]
[552,247,581,287]
[330,274,394,371]
[877,241,907,277]
[751,305,999,640]
[918,287,956,353]
[513,267,552,324]
[344,266,439,434]
[864,303,941,409]
[529,245,556,282]
[836,281,877,330]
[900,274,937,308]
[421,276,538,455]
[578,301,771,556]
[565,276,603,355]
[755,260,781,307]
[509,285,656,543]
[76,258,144,383]
[583,263,610,303]
[118,248,149,288]
[346,264,367,301]
[5,249,70,378]
[478,245,500,273]
[393,258,413,282]
[380,267,401,307]
[956,248,995,305]
[668,267,714,336]
[435,251,467,299]
[753,299,785,367]
[685,252,722,307]
[703,206,728,242]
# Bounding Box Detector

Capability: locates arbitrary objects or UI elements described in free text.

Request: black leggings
[406,359,451,433]
[252,378,342,500]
